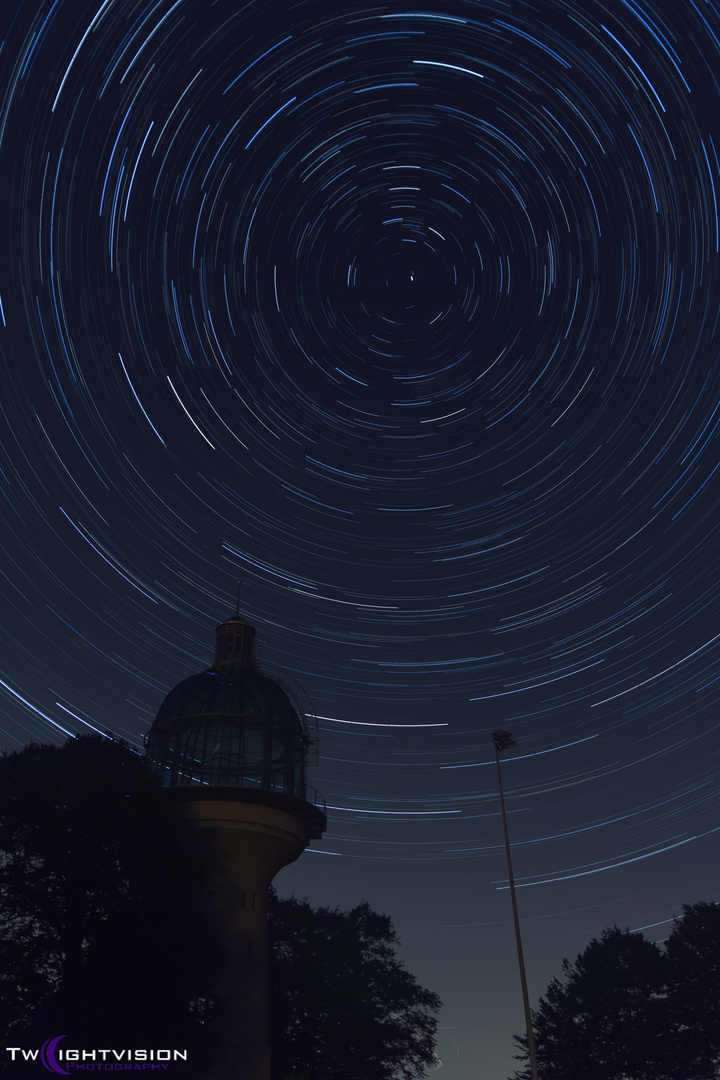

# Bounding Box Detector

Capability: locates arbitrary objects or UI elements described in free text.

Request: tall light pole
[492,730,539,1080]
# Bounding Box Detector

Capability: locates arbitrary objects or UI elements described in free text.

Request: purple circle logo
[40,1036,68,1075]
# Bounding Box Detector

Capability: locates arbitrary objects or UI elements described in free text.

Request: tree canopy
[268,890,442,1080]
[511,902,720,1080]
[0,736,219,1063]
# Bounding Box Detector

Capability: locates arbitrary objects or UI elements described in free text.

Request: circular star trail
[1,1,720,1077]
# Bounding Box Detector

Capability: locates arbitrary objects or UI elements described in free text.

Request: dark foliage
[267,890,442,1080]
[0,736,220,1066]
[664,902,720,1080]
[511,903,720,1080]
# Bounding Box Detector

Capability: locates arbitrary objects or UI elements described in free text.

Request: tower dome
[144,614,313,805]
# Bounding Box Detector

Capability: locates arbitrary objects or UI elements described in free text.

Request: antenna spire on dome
[215,577,254,668]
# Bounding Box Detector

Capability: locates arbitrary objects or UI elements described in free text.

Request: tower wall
[180,800,308,1080]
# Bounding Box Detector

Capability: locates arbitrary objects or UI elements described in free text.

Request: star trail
[1,0,720,1076]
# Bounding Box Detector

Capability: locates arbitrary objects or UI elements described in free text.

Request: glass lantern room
[144,616,309,798]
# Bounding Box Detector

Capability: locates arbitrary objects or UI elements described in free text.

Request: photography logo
[5,1036,188,1071]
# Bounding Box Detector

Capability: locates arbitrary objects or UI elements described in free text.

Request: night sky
[2,0,720,1076]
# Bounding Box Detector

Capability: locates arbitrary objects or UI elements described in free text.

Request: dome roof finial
[215,578,255,668]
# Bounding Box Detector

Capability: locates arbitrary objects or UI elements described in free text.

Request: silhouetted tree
[665,901,720,1079]
[0,736,220,1065]
[267,890,442,1080]
[511,905,720,1080]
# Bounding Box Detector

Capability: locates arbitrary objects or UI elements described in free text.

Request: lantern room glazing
[144,616,309,799]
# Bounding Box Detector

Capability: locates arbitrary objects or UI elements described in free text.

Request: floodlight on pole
[492,730,539,1080]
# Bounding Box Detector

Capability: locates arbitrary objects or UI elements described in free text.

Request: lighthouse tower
[144,611,326,1080]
